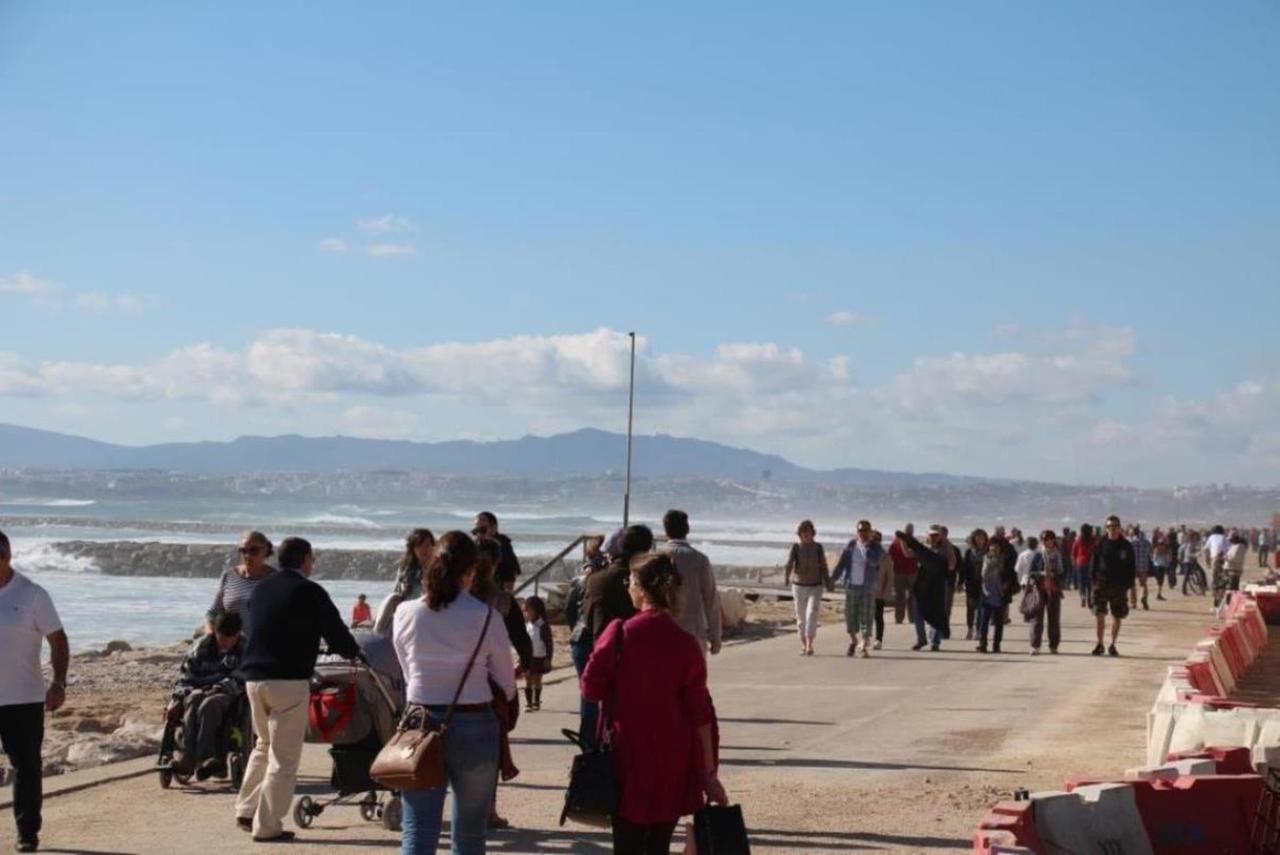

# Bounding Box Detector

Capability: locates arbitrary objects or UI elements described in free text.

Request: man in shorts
[1091,515,1135,657]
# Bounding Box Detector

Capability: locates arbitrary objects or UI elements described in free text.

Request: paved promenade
[3,590,1218,853]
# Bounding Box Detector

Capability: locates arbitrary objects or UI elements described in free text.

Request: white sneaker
[872,639,882,650]
[860,646,870,659]
[1030,648,1040,656]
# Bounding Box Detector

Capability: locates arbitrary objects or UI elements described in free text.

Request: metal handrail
[514,534,591,598]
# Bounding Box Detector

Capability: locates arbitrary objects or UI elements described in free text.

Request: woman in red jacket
[1072,523,1097,610]
[581,552,728,855]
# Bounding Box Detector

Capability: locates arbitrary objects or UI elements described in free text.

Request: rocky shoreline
[43,539,782,584]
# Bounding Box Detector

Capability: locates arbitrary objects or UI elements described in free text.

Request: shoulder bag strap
[440,606,494,731]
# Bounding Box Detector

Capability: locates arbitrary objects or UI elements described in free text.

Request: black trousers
[613,816,678,855]
[0,703,44,840]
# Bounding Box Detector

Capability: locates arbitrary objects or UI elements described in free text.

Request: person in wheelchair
[170,609,246,780]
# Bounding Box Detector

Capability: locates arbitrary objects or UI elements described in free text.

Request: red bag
[308,682,356,743]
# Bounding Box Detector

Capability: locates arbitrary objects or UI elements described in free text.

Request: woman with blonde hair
[206,531,274,632]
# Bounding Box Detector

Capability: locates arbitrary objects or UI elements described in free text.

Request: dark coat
[902,533,951,638]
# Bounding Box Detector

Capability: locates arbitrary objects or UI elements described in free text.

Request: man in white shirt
[1015,537,1041,586]
[0,530,69,853]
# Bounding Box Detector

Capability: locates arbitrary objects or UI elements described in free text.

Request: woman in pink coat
[581,552,728,854]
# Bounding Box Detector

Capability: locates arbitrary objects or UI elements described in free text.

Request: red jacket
[581,609,716,824]
[1072,537,1095,569]
[889,539,918,576]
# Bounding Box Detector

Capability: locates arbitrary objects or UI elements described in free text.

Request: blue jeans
[1077,564,1092,605]
[401,708,499,855]
[976,602,1006,649]
[913,608,942,647]
[570,640,598,749]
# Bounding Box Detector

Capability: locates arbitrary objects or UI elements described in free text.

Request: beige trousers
[234,679,309,839]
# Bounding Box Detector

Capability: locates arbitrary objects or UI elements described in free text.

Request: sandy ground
[1,567,1250,854]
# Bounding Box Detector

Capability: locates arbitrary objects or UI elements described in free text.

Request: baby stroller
[293,630,406,832]
[156,689,253,791]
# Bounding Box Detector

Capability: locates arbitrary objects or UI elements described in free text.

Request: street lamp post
[623,331,636,528]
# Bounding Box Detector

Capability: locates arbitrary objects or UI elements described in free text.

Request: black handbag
[558,728,618,828]
[559,626,623,828]
[693,804,751,855]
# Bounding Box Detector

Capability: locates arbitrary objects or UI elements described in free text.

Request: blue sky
[1,2,1277,486]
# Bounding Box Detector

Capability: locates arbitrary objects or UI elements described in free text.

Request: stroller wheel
[293,796,316,829]
[158,768,173,790]
[359,796,378,823]
[381,796,402,832]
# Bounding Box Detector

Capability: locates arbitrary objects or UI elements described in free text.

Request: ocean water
[1,495,836,651]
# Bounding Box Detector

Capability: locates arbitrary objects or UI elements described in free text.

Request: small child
[522,596,553,711]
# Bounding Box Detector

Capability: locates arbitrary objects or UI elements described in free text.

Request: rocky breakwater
[50,540,574,582]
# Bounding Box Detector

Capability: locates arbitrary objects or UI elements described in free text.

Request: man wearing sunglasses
[1090,515,1135,657]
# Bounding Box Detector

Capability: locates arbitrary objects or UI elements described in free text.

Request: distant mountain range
[0,423,981,487]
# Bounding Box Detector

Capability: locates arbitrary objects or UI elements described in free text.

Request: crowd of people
[0,509,1273,854]
[784,517,1272,660]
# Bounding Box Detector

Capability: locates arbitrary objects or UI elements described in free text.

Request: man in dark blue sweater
[234,537,361,842]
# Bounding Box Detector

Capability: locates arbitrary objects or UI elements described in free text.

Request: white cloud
[0,271,61,298]
[318,237,348,253]
[357,215,415,234]
[2,318,1276,485]
[74,293,111,314]
[824,310,872,327]
[74,292,147,316]
[0,271,62,308]
[364,243,416,258]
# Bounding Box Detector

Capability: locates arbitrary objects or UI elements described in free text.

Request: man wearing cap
[898,525,951,652]
[831,520,884,658]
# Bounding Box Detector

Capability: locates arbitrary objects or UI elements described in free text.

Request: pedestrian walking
[831,520,883,658]
[471,512,522,591]
[888,527,918,624]
[1090,516,1135,656]
[376,528,436,634]
[235,537,362,843]
[870,530,894,651]
[1072,524,1096,609]
[1032,531,1064,654]
[522,596,552,711]
[1060,528,1077,590]
[975,542,1016,654]
[0,530,69,854]
[960,530,988,641]
[207,531,275,633]
[392,531,517,855]
[784,520,829,656]
[662,510,723,657]
[899,527,950,652]
[581,553,728,855]
[1179,531,1203,595]
[565,536,605,746]
[1130,525,1152,610]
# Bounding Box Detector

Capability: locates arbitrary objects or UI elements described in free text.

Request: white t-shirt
[527,619,548,658]
[0,571,63,706]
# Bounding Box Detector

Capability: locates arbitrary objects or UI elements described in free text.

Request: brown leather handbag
[370,608,493,791]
